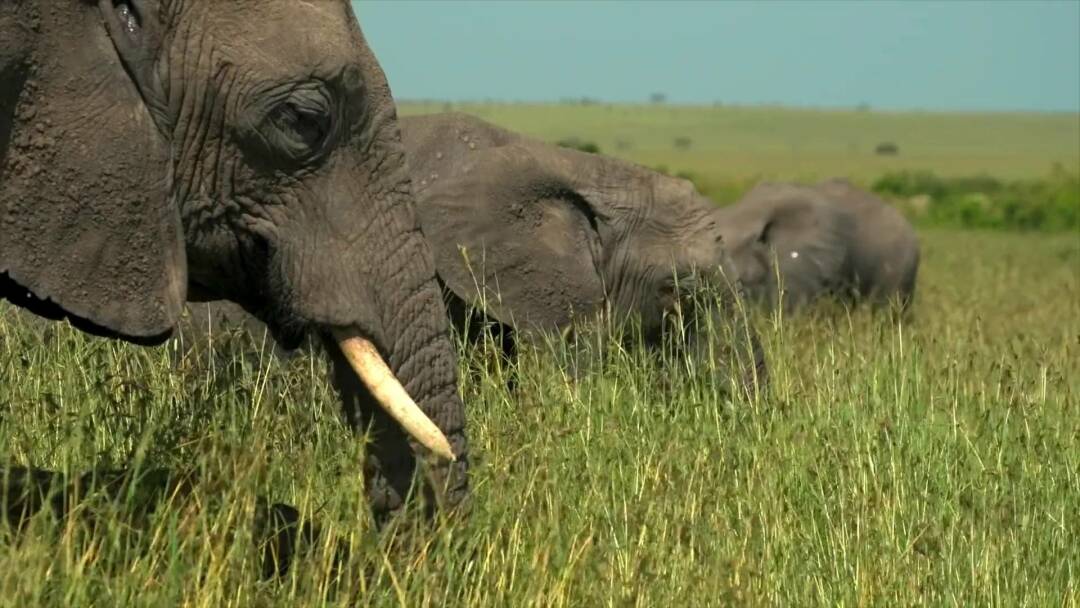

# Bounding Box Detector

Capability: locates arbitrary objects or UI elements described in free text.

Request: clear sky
[352,0,1080,113]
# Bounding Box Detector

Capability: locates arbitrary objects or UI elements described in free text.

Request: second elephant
[401,113,766,392]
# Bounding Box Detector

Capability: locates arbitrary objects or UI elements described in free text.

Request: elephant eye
[269,101,332,156]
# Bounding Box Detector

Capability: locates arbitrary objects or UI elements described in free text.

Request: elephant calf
[715,179,920,313]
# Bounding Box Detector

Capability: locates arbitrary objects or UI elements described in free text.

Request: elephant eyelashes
[268,103,332,158]
[257,85,338,165]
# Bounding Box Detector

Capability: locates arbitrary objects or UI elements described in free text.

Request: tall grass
[0,229,1077,606]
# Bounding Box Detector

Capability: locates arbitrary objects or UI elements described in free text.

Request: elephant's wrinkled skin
[1,2,467,523]
[716,180,920,312]
[403,113,766,392]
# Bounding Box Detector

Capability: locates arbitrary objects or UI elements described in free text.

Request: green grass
[398,102,1080,189]
[872,168,1079,231]
[1,229,1077,606]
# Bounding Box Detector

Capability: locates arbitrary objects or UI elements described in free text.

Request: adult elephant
[1,1,466,524]
[400,113,766,393]
[715,179,920,312]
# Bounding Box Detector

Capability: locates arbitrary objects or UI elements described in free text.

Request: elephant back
[399,113,521,193]
[814,178,919,305]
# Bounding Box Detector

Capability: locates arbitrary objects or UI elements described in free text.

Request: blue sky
[353,0,1080,112]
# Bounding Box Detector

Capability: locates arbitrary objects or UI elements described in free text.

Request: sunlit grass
[1,229,1077,606]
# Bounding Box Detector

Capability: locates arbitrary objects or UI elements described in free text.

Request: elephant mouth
[184,286,454,461]
[328,328,456,462]
[202,215,455,461]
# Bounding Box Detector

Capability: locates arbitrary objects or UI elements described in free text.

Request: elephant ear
[416,144,605,331]
[0,1,185,344]
[741,184,854,308]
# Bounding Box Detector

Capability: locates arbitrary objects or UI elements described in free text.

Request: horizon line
[396,99,1080,117]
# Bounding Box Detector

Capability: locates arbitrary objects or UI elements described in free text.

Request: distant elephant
[715,179,920,312]
[400,113,767,392]
[1,2,466,524]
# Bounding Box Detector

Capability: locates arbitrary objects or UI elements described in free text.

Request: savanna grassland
[398,102,1080,186]
[1,104,1078,606]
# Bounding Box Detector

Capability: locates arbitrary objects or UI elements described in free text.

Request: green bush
[872,167,1079,231]
[556,137,602,154]
[873,171,1006,200]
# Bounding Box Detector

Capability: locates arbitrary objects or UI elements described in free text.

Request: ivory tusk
[332,330,456,461]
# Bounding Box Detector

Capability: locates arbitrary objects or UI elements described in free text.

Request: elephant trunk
[321,185,469,522]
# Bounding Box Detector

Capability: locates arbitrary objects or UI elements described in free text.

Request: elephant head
[714,180,919,312]
[1,1,467,522]
[401,113,765,392]
[713,182,856,311]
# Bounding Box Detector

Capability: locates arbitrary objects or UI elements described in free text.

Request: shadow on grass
[0,465,343,580]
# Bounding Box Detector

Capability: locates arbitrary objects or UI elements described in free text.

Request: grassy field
[398,102,1080,189]
[1,228,1077,606]
[2,102,1078,605]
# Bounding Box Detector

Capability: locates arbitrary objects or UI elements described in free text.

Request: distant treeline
[870,166,1078,231]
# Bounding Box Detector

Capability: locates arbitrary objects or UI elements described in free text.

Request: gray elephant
[1,1,466,524]
[715,180,920,312]
[400,113,767,392]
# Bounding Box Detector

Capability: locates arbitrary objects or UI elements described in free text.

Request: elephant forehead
[189,1,360,72]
